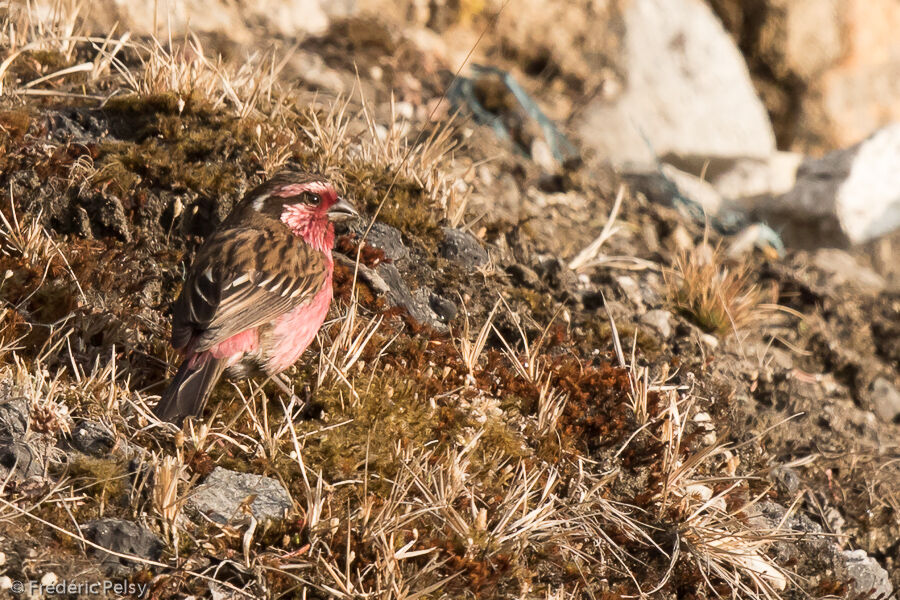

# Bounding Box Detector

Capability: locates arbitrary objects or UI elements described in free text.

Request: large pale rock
[809,0,900,149]
[576,0,775,168]
[80,0,355,41]
[751,124,900,247]
[709,152,804,203]
[710,0,900,153]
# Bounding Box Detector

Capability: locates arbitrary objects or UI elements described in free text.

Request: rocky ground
[0,1,898,599]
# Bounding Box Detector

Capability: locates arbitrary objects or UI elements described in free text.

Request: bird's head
[246,169,358,253]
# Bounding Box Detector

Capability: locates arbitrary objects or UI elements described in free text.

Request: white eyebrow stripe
[227,274,250,289]
[252,193,270,211]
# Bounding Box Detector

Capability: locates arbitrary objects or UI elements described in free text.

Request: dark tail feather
[154,354,227,424]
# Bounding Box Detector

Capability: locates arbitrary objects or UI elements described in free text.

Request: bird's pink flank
[209,328,260,361]
[267,277,333,374]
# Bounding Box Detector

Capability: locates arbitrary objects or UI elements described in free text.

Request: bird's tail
[154,353,227,424]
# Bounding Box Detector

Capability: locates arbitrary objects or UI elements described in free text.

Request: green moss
[292,369,453,481]
[506,287,557,324]
[4,49,71,84]
[342,163,443,245]
[104,93,192,117]
[68,455,128,501]
[92,97,259,203]
[0,108,34,139]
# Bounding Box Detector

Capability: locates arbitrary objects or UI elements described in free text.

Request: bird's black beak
[327,197,359,222]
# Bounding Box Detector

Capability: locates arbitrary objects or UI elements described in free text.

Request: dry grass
[0,2,816,599]
[665,242,766,336]
[652,386,791,597]
[300,91,469,225]
[152,452,187,548]
[454,297,498,386]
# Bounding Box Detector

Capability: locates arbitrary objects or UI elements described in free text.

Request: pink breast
[208,328,259,361]
[266,278,333,374]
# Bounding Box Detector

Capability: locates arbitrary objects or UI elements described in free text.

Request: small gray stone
[335,253,447,331]
[771,466,802,496]
[187,467,292,525]
[640,309,673,339]
[871,377,900,423]
[616,276,646,312]
[439,227,488,269]
[839,550,894,600]
[0,440,42,479]
[379,264,447,331]
[812,249,886,293]
[0,395,29,438]
[428,293,458,322]
[85,518,163,576]
[72,420,116,456]
[0,394,40,481]
[359,221,409,262]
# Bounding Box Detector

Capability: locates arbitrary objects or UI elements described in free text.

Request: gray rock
[751,501,895,600]
[811,249,886,293]
[0,394,41,480]
[640,309,673,339]
[357,221,409,262]
[335,254,448,331]
[616,276,646,312]
[871,377,900,423]
[439,227,488,269]
[708,152,803,203]
[71,420,116,456]
[85,518,163,576]
[575,0,775,168]
[428,292,458,322]
[378,264,446,331]
[753,123,900,247]
[771,466,802,496]
[0,440,42,480]
[840,549,894,600]
[187,467,292,525]
[0,395,29,438]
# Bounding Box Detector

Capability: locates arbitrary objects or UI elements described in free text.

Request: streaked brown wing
[171,226,326,353]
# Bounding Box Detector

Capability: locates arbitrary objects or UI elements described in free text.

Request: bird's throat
[280,205,335,255]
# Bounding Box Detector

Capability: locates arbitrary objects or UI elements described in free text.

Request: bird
[153,167,358,424]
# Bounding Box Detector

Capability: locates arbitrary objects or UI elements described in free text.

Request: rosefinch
[154,168,358,423]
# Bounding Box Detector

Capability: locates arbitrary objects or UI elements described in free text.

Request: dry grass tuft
[652,387,792,598]
[665,243,766,336]
[152,452,188,549]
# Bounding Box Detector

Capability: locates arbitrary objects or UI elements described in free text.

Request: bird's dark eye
[308,193,321,205]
